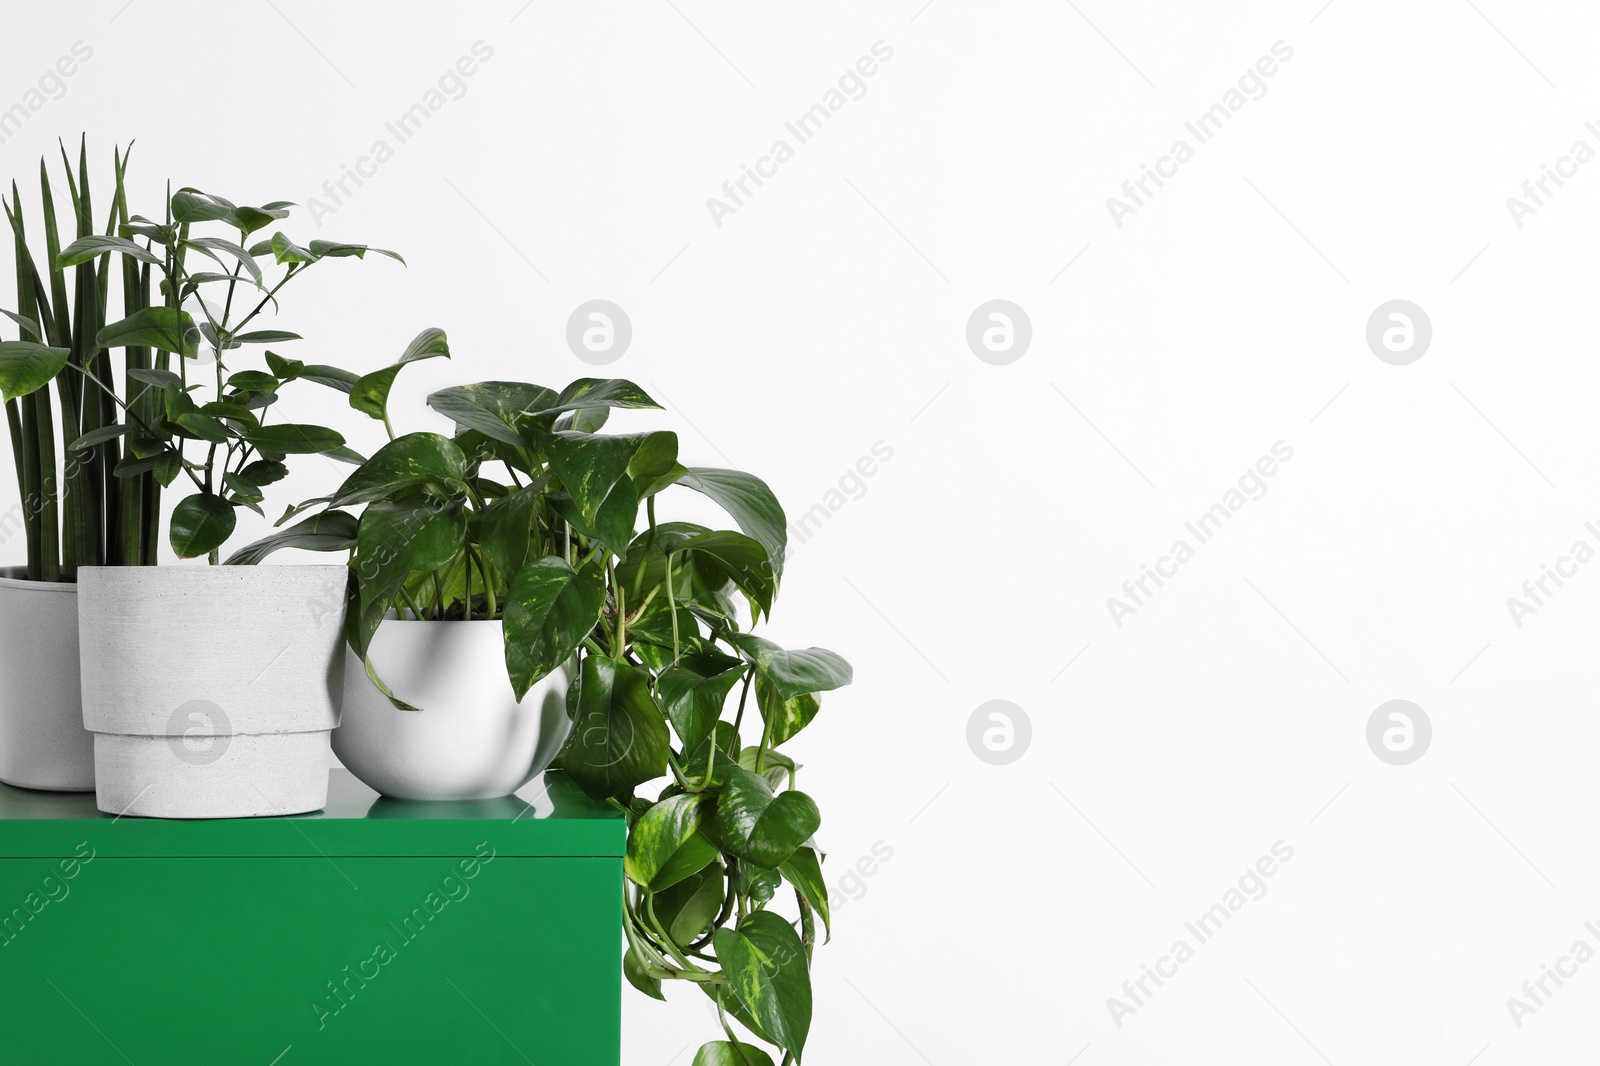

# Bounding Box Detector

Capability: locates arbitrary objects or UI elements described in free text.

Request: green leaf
[233,330,301,344]
[169,189,238,224]
[691,1042,775,1066]
[475,482,540,578]
[715,765,820,869]
[174,411,231,443]
[55,234,161,267]
[502,557,606,700]
[127,367,182,393]
[289,362,359,393]
[554,405,609,434]
[658,655,746,751]
[627,431,679,484]
[426,381,556,446]
[227,370,278,392]
[0,342,69,401]
[727,633,853,701]
[559,656,670,800]
[590,475,638,560]
[224,510,358,565]
[635,461,689,500]
[357,495,466,592]
[546,430,648,526]
[680,468,787,581]
[327,432,467,507]
[307,239,404,264]
[623,937,666,1002]
[739,746,795,792]
[350,327,450,423]
[534,377,661,415]
[679,530,776,621]
[245,423,345,454]
[180,236,262,288]
[269,231,315,264]
[654,866,724,945]
[735,859,782,904]
[229,204,291,236]
[170,493,238,558]
[67,423,131,451]
[625,793,719,892]
[680,722,738,791]
[779,845,831,942]
[712,910,812,1056]
[756,680,822,747]
[97,307,200,358]
[398,326,448,363]
[223,472,264,501]
[240,459,287,486]
[0,308,41,340]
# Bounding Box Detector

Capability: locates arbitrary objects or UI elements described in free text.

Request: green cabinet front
[0,774,623,1065]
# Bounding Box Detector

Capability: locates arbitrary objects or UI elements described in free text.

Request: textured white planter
[334,620,573,801]
[0,567,93,791]
[77,565,348,819]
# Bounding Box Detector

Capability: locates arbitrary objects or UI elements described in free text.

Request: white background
[4,1,1600,1063]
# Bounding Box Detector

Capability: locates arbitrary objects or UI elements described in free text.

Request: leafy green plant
[55,182,442,563]
[248,377,851,1063]
[1,139,151,579]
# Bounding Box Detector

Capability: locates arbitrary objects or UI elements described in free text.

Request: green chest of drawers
[0,770,624,1065]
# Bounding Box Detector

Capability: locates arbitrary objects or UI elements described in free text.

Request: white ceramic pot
[0,567,93,791]
[77,564,348,819]
[334,620,573,801]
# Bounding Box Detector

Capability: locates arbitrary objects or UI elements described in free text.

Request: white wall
[4,1,1599,1062]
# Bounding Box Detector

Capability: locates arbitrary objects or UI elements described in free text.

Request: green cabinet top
[0,770,623,858]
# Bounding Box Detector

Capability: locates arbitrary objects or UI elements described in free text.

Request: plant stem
[729,668,754,756]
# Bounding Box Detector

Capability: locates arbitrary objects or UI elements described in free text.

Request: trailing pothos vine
[252,378,850,1065]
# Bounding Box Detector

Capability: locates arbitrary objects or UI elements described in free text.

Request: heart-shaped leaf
[727,633,852,701]
[712,910,812,1056]
[545,430,648,527]
[679,468,787,581]
[658,654,746,751]
[327,432,466,507]
[559,656,670,800]
[715,765,820,869]
[691,1041,775,1066]
[625,793,719,892]
[503,556,606,700]
[427,381,556,446]
[679,530,776,621]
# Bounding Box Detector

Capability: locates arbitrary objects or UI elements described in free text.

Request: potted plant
[0,140,152,791]
[246,377,850,1062]
[51,177,445,819]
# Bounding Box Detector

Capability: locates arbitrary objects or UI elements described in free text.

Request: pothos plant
[55,182,447,562]
[246,378,851,1064]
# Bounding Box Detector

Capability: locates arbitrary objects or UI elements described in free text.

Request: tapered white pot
[0,567,94,791]
[334,620,572,801]
[77,565,348,819]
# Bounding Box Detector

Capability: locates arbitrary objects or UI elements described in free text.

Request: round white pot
[334,619,573,801]
[0,567,93,791]
[77,564,348,819]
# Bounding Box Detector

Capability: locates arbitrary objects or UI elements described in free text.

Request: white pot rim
[0,565,78,593]
[376,617,504,627]
[78,562,349,578]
